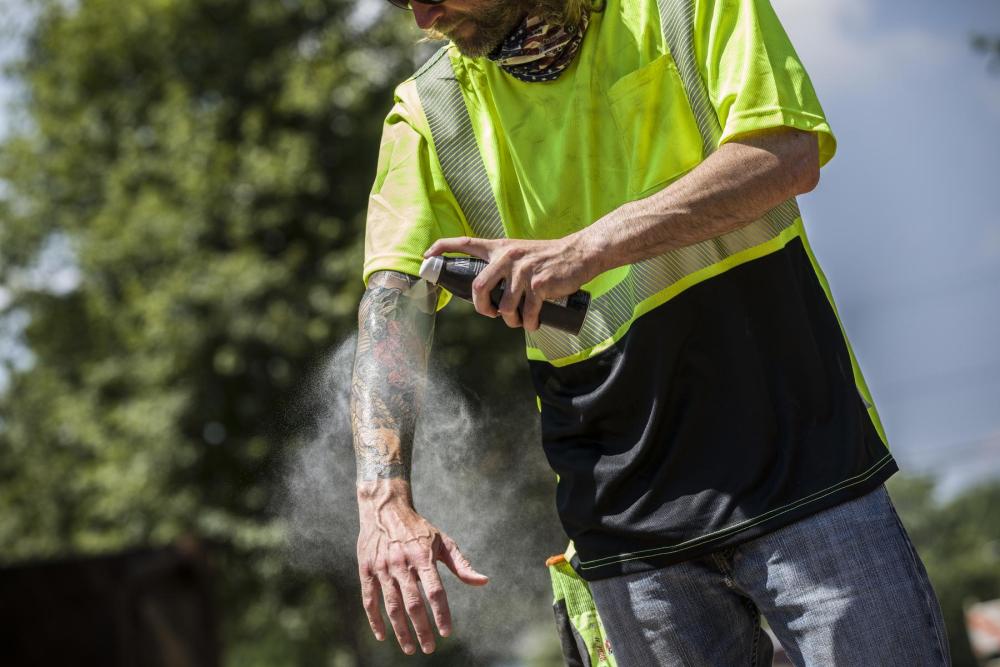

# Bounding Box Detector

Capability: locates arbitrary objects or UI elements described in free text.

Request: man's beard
[426,1,528,58]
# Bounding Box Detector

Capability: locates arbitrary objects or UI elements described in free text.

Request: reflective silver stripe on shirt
[414,48,505,240]
[658,0,722,155]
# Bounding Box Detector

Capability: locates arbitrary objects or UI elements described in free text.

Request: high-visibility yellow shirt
[363,0,895,581]
[364,0,835,300]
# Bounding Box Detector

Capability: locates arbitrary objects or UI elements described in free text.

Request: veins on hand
[351,271,439,482]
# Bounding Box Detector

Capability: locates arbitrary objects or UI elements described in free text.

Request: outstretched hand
[423,235,599,331]
[357,489,489,655]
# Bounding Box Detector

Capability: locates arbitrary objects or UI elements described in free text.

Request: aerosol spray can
[419,256,591,335]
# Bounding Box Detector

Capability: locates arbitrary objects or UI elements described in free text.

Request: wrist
[357,477,414,509]
[569,224,612,278]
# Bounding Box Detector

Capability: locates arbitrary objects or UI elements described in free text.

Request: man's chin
[451,39,497,58]
[444,27,501,59]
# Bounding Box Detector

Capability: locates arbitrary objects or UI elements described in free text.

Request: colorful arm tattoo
[351,270,439,482]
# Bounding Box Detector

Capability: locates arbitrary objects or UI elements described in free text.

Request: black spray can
[418,256,591,335]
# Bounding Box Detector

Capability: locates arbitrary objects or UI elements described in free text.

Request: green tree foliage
[889,476,1000,667]
[0,0,551,663]
[4,0,994,665]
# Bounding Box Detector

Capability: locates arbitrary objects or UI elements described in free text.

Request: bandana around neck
[487,11,590,82]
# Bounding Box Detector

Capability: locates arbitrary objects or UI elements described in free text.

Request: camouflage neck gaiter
[487,11,590,82]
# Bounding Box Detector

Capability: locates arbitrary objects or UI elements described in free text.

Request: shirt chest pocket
[606,54,704,197]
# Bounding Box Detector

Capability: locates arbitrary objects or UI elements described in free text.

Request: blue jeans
[588,486,950,666]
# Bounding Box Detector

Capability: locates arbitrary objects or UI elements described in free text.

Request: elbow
[790,131,821,196]
[796,154,820,195]
[797,162,820,195]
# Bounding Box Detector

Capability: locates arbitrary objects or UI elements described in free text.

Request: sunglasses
[386,0,446,9]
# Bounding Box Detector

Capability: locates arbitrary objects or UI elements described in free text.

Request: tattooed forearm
[351,270,439,482]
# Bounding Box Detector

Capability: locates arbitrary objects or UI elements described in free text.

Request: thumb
[439,534,489,586]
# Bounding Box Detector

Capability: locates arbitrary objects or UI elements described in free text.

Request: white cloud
[771,0,961,94]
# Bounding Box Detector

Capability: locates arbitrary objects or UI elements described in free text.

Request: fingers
[476,247,532,326]
[423,237,505,319]
[360,566,386,641]
[376,569,417,655]
[495,278,523,328]
[521,289,543,332]
[416,562,453,638]
[423,236,492,260]
[439,533,490,586]
[399,567,437,654]
[471,258,504,319]
[497,262,548,330]
[423,239,558,328]
[362,531,485,655]
[372,545,450,655]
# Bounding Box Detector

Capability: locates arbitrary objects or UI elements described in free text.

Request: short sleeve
[363,82,468,309]
[693,0,837,167]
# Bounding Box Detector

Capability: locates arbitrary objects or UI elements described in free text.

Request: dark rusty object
[0,539,218,667]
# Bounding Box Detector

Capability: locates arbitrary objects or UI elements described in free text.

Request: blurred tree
[16,0,997,665]
[889,476,1000,667]
[972,34,1000,74]
[0,0,550,663]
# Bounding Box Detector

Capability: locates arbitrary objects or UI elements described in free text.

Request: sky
[1,0,999,493]
[771,0,1000,493]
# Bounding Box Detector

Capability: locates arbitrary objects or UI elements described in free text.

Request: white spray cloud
[279,336,566,662]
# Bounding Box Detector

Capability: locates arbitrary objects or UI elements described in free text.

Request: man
[351,0,951,663]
